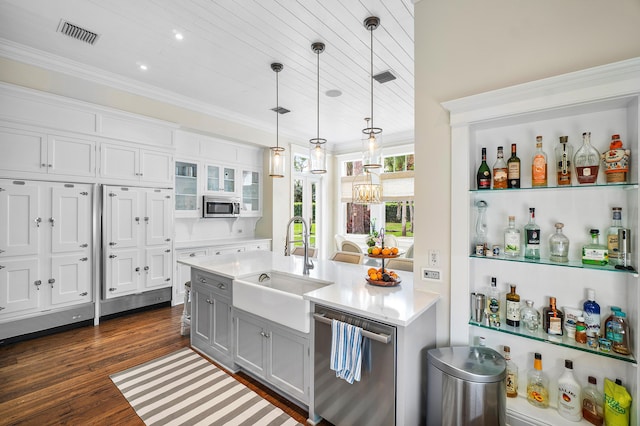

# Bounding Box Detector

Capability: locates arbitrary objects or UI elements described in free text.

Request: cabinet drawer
[193,270,232,297]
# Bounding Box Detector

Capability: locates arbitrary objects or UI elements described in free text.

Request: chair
[385,258,413,272]
[180,281,191,336]
[330,251,364,264]
[405,243,414,259]
[291,246,318,258]
[383,234,398,248]
[334,234,346,252]
[341,240,363,254]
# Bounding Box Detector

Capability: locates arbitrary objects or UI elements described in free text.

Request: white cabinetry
[204,164,236,195]
[0,179,92,321]
[445,59,639,425]
[100,143,173,185]
[240,169,261,217]
[175,160,199,217]
[103,186,173,299]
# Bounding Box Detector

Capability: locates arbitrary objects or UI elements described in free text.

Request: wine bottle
[507,143,520,188]
[477,147,491,189]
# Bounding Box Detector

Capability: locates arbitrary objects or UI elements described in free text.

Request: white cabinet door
[0,180,40,257]
[105,248,139,298]
[0,127,46,174]
[240,170,261,216]
[50,186,91,254]
[145,190,171,246]
[143,247,171,290]
[47,135,96,177]
[50,254,91,306]
[107,188,140,249]
[140,150,173,183]
[0,258,41,315]
[101,144,139,180]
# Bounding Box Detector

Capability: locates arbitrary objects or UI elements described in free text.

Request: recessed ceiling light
[173,30,183,40]
[139,64,148,71]
[325,89,342,98]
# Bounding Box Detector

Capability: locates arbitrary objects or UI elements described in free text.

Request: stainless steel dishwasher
[313,305,397,426]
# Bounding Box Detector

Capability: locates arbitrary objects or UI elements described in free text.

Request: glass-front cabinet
[175,160,198,216]
[241,169,261,216]
[206,164,236,195]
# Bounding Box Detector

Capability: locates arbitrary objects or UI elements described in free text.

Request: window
[291,152,320,249]
[384,201,414,237]
[384,154,414,173]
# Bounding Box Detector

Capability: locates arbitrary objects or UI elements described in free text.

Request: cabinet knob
[80,292,88,297]
[34,280,42,288]
[217,283,225,290]
[199,278,207,283]
[49,217,55,227]
[34,217,42,227]
[41,163,46,167]
[144,266,149,271]
[135,267,140,272]
[80,243,89,248]
[79,257,88,262]
[109,254,117,259]
[48,278,55,287]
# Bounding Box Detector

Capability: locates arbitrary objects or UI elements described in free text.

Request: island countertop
[178,250,440,327]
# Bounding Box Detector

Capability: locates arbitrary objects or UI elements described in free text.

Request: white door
[0,180,40,257]
[0,258,41,316]
[0,127,46,174]
[143,247,171,289]
[107,188,140,249]
[101,144,139,180]
[140,150,172,183]
[50,185,91,254]
[105,248,139,298]
[145,190,171,246]
[50,254,91,306]
[47,135,96,177]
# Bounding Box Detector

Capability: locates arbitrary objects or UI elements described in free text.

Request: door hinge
[0,265,4,270]
[165,278,171,282]
[109,192,117,197]
[80,191,89,196]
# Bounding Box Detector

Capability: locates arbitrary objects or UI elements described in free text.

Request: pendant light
[362,16,382,170]
[269,62,286,178]
[352,168,382,204]
[309,42,327,174]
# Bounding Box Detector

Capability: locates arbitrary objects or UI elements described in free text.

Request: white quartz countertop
[174,237,271,250]
[179,251,440,327]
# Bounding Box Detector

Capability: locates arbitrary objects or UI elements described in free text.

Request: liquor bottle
[556,135,573,186]
[507,143,521,188]
[582,376,604,426]
[574,131,600,184]
[527,352,549,408]
[557,359,582,421]
[531,136,548,187]
[505,284,520,327]
[575,317,587,344]
[582,229,608,265]
[583,289,601,338]
[603,306,622,341]
[493,146,508,189]
[524,207,540,259]
[607,207,623,264]
[611,311,631,355]
[543,296,564,336]
[486,277,501,326]
[504,216,521,257]
[602,134,631,184]
[477,147,492,189]
[520,300,541,332]
[549,223,570,262]
[503,346,518,398]
[474,200,488,255]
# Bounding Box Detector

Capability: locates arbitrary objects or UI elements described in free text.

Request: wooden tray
[366,277,402,287]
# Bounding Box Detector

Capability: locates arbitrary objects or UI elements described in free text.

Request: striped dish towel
[330,319,363,384]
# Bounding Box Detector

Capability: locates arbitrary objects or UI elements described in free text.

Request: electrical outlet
[422,268,441,281]
[428,249,440,267]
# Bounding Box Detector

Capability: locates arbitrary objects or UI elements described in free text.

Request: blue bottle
[583,289,601,337]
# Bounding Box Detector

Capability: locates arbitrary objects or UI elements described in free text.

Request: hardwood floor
[0,305,328,425]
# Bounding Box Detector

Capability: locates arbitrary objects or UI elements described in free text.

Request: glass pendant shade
[269,62,285,178]
[352,169,382,204]
[309,42,327,174]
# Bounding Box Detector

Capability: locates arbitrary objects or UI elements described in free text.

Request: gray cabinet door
[211,295,232,359]
[268,323,309,403]
[191,283,212,347]
[234,310,266,376]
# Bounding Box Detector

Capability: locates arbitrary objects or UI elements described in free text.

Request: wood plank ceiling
[0,0,414,151]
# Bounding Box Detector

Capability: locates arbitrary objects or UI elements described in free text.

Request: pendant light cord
[276,69,279,149]
[316,48,320,140]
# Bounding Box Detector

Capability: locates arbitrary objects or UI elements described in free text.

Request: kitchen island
[178,250,440,425]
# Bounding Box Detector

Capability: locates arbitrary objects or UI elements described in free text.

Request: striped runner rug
[110,347,303,426]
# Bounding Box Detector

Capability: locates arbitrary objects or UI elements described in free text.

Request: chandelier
[352,169,382,204]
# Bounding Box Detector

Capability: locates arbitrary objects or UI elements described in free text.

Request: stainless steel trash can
[426,346,506,426]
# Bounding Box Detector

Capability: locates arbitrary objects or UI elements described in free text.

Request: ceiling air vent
[57,19,100,45]
[271,106,290,114]
[373,70,396,84]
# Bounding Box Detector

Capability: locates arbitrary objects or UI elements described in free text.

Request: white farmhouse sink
[233,271,331,333]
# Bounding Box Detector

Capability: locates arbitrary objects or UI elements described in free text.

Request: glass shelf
[469,254,639,276]
[176,175,197,180]
[470,182,638,193]
[469,320,636,364]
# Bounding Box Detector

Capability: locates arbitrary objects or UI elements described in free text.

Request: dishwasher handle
[313,313,392,344]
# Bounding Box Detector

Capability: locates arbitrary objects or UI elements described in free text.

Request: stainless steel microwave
[202,197,240,218]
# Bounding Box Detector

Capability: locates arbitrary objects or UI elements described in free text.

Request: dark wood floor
[0,304,328,425]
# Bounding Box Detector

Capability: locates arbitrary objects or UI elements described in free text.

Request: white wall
[414,0,640,346]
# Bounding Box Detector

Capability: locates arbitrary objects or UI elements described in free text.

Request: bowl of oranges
[366,246,400,258]
[366,267,401,287]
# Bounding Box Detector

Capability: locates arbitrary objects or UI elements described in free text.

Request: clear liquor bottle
[507,143,521,188]
[520,300,541,332]
[477,147,492,189]
[582,229,608,265]
[607,207,623,265]
[574,131,600,184]
[505,285,520,327]
[582,376,604,425]
[549,223,570,262]
[504,215,521,257]
[492,146,508,189]
[527,352,549,408]
[524,207,540,259]
[504,346,518,398]
[531,136,548,187]
[486,276,501,326]
[474,200,488,255]
[555,135,573,186]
